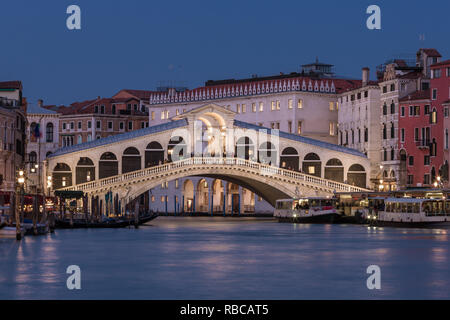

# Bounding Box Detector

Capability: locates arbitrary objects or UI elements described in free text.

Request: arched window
[46,123,54,142]
[383,124,387,139]
[431,108,437,124]
[29,151,37,164]
[383,103,387,115]
[30,122,38,142]
[390,101,395,114]
[390,122,395,138]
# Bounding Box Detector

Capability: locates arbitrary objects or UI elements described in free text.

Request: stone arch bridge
[45,104,370,214]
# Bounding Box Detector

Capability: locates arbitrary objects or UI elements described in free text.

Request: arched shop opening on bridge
[303,153,321,177]
[145,141,164,167]
[280,147,299,171]
[99,152,118,179]
[122,147,141,173]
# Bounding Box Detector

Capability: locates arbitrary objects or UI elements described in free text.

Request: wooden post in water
[33,194,38,235]
[134,200,139,228]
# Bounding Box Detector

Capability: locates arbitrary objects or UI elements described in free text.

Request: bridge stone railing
[58,157,369,194]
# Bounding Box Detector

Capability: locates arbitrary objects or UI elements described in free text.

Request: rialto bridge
[45,104,370,215]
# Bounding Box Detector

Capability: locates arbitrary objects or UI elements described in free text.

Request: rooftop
[0,80,22,90]
[399,89,430,102]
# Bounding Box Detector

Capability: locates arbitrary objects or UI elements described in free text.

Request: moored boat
[274,197,340,223]
[369,197,450,228]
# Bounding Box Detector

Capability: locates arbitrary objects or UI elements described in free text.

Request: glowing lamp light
[19,170,24,176]
[434,181,438,188]
[437,176,441,182]
[18,177,25,184]
[31,168,35,173]
[35,164,39,169]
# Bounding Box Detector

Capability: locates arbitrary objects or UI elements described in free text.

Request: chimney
[362,67,370,86]
[38,99,43,107]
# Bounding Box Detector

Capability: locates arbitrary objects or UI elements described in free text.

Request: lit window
[288,99,293,109]
[151,111,155,120]
[297,121,302,134]
[298,99,303,109]
[259,102,263,112]
[236,104,241,113]
[276,101,280,110]
[308,166,315,174]
[329,102,334,111]
[252,103,256,112]
[242,104,246,113]
[161,111,165,120]
[329,122,335,136]
[271,101,275,111]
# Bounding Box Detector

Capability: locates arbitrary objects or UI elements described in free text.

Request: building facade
[338,68,381,185]
[378,49,441,190]
[0,81,27,204]
[25,101,60,194]
[430,59,450,186]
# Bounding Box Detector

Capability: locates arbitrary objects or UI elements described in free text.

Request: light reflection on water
[1,217,449,299]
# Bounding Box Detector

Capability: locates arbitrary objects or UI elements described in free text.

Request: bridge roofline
[48,119,188,158]
[233,120,367,158]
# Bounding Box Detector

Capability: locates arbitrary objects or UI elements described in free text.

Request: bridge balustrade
[57,157,368,194]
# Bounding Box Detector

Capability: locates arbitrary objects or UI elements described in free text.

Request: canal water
[1,217,449,299]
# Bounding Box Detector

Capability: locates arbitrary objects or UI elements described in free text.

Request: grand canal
[1,217,449,299]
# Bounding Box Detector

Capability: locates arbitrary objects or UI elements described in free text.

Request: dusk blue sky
[1,0,449,106]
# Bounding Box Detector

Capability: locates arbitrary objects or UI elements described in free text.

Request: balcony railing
[415,139,430,148]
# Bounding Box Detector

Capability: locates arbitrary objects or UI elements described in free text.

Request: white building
[338,68,381,185]
[26,100,60,194]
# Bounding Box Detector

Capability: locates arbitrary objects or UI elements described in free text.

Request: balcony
[416,139,430,149]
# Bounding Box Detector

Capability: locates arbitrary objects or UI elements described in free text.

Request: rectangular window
[271,101,275,111]
[141,122,145,129]
[288,121,292,133]
[408,156,414,166]
[276,101,280,110]
[409,106,413,116]
[414,105,420,116]
[161,111,165,120]
[100,105,105,114]
[166,110,169,119]
[329,102,334,111]
[78,122,82,129]
[432,89,437,100]
[62,123,66,130]
[70,122,74,130]
[407,175,413,185]
[176,109,179,116]
[94,105,98,113]
[390,84,395,91]
[401,106,405,117]
[242,104,246,113]
[96,121,101,129]
[329,122,335,136]
[445,107,449,118]
[119,122,124,130]
[297,121,302,134]
[414,128,419,141]
[425,105,430,114]
[259,102,263,112]
[433,69,442,79]
[297,99,303,109]
[175,179,179,189]
[424,155,430,166]
[128,122,133,130]
[446,129,449,149]
[383,86,387,93]
[252,103,256,112]
[288,99,293,109]
[161,196,165,203]
[236,104,240,113]
[424,174,430,185]
[108,121,113,130]
[401,128,405,142]
[151,111,155,120]
[87,121,91,129]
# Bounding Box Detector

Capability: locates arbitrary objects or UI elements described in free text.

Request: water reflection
[1,217,449,299]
